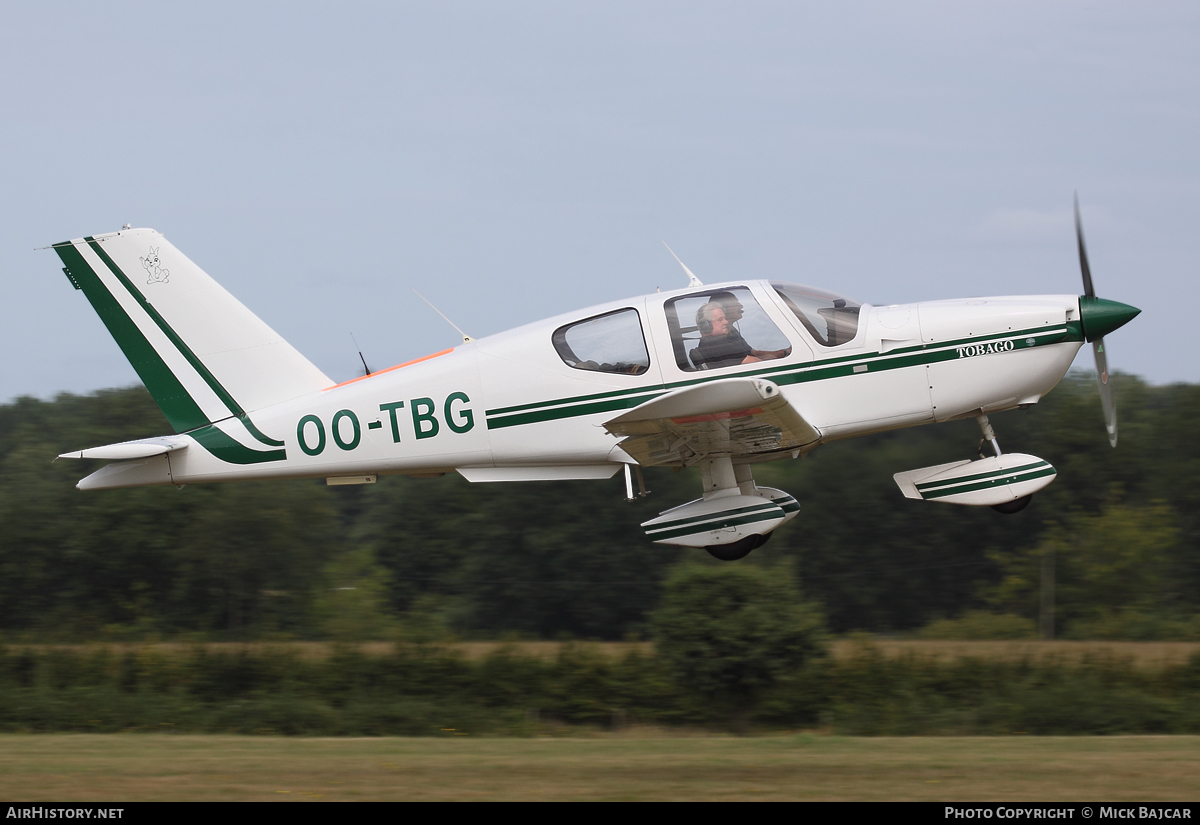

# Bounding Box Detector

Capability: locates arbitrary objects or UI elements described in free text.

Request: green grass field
[1,734,1197,801]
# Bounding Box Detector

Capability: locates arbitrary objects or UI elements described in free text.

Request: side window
[664,287,792,372]
[552,308,650,375]
[772,282,862,347]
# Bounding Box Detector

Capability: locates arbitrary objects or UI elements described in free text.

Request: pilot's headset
[695,301,720,335]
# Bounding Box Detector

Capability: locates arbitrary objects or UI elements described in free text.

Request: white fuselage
[81,280,1085,489]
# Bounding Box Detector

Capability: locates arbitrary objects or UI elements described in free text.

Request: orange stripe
[323,348,454,391]
[670,408,762,424]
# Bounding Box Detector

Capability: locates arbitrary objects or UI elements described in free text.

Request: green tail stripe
[189,425,287,464]
[916,460,1051,491]
[54,243,210,433]
[774,498,801,513]
[85,240,243,418]
[238,413,286,447]
[82,239,284,450]
[645,501,781,532]
[920,466,1057,500]
[647,510,784,541]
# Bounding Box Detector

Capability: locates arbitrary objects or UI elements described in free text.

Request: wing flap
[604,378,819,466]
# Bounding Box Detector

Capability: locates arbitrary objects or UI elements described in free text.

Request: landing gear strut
[977,413,1035,515]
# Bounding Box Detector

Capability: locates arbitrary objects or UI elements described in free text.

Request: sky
[2,1,1197,403]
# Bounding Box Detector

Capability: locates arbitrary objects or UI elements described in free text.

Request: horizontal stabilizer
[77,455,174,490]
[604,378,819,467]
[59,436,190,461]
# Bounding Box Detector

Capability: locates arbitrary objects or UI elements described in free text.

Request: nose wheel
[992,494,1033,514]
[705,531,772,561]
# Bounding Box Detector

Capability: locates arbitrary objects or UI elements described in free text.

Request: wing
[603,378,819,467]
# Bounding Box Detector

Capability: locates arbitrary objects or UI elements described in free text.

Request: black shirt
[692,331,753,370]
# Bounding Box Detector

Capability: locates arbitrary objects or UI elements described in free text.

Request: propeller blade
[1075,193,1095,299]
[1093,337,1117,447]
[1075,195,1122,446]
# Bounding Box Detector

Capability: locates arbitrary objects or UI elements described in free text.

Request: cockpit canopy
[548,281,866,377]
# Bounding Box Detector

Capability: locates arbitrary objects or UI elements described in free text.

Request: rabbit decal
[140,247,170,284]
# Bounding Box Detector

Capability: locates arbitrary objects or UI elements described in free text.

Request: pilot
[710,291,748,326]
[692,302,760,369]
[696,291,787,366]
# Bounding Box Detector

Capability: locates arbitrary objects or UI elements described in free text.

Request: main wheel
[992,494,1032,514]
[705,532,771,561]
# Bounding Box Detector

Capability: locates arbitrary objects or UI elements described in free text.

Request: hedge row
[2,643,1199,735]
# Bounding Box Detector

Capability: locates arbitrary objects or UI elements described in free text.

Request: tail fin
[53,228,331,434]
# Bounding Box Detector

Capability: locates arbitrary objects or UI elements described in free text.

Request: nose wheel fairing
[893,414,1056,508]
[893,453,1056,507]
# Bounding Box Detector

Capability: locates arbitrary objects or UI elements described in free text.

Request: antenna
[413,289,474,343]
[661,242,703,287]
[351,333,371,376]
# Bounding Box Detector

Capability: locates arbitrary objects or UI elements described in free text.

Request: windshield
[772,282,863,347]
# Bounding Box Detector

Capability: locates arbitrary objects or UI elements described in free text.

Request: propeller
[1074,195,1140,448]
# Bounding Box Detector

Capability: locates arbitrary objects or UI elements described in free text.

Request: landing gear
[977,414,1034,514]
[894,414,1057,508]
[639,457,797,554]
[705,531,772,561]
[976,413,1002,459]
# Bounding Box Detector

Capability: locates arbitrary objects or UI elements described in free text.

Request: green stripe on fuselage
[485,323,1076,430]
[488,392,666,429]
[486,384,666,417]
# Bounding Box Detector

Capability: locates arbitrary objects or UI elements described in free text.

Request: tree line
[2,564,1198,736]
[0,372,1197,641]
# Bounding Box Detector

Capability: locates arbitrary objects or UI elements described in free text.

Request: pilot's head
[710,291,744,324]
[696,302,730,337]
